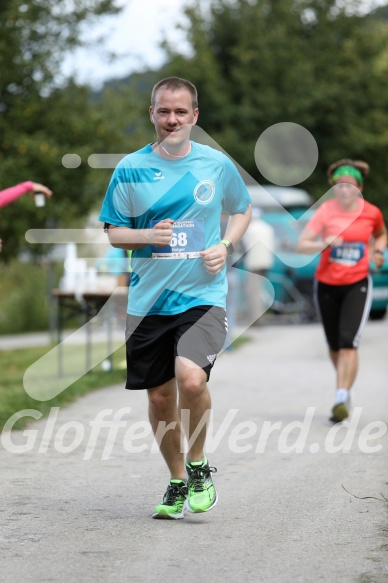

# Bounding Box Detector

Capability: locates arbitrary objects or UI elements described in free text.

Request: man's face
[150,88,199,147]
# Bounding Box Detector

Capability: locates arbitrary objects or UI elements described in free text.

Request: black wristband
[373,249,384,255]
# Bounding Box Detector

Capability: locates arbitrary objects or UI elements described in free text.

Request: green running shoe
[185,457,218,513]
[152,480,187,520]
[330,402,349,423]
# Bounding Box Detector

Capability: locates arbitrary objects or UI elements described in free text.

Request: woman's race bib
[330,242,365,266]
[150,218,205,259]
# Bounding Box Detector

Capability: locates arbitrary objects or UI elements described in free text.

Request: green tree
[161,0,388,215]
[0,0,125,261]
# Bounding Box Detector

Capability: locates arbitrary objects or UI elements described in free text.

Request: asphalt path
[1,319,387,583]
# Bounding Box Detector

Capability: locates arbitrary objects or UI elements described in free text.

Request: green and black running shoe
[185,457,218,513]
[152,480,188,520]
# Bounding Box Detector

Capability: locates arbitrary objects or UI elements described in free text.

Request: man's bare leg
[147,379,186,480]
[175,356,210,461]
[175,356,217,513]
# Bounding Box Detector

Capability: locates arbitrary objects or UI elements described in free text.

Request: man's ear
[192,108,199,126]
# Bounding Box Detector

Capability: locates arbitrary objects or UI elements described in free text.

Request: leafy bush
[0,260,59,334]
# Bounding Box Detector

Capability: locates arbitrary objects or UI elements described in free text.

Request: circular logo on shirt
[193,180,215,205]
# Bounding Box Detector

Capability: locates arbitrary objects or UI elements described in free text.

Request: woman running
[296,159,387,422]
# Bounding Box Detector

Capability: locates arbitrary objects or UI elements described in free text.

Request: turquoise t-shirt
[99,142,251,316]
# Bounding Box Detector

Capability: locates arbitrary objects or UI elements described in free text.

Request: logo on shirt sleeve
[193,180,215,205]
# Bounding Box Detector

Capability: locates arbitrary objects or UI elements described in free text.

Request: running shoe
[330,401,349,423]
[152,479,187,520]
[185,457,218,513]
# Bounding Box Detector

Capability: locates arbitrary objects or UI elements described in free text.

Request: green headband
[332,165,363,185]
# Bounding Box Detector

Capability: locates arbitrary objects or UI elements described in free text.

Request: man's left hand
[200,244,228,274]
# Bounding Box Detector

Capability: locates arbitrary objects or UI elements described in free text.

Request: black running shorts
[124,305,228,390]
[314,276,372,351]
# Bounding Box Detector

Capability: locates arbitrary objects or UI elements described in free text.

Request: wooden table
[51,288,128,375]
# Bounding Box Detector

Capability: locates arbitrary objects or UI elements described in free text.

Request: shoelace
[164,483,188,504]
[187,465,217,492]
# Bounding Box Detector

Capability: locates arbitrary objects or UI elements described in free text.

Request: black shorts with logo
[125,305,228,390]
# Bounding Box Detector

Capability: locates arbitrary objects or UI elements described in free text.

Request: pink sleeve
[373,207,385,235]
[305,205,325,235]
[0,181,34,208]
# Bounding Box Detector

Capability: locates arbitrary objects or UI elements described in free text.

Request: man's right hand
[148,218,174,247]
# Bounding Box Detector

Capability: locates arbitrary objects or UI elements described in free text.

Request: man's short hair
[151,77,198,109]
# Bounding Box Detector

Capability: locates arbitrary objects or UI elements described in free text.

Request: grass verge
[0,344,127,431]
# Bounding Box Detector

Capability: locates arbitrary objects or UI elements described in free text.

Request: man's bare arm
[106,219,174,250]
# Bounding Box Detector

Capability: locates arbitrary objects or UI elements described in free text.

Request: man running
[99,77,252,518]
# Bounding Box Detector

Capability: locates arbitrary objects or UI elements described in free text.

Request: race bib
[150,219,205,259]
[330,242,365,266]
